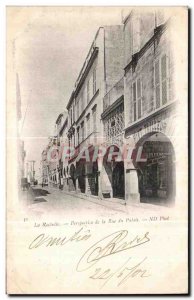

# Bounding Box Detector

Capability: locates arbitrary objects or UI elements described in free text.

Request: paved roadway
[21,185,170,219]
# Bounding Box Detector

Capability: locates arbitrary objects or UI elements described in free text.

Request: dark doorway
[77,163,86,193]
[112,161,125,199]
[88,162,99,196]
[69,164,76,191]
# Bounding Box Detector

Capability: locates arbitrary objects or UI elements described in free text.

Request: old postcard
[6,6,188,294]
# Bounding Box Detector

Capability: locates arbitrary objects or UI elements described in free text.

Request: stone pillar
[98,160,113,199]
[125,168,140,204]
[98,171,103,199]
[68,177,76,192]
[56,171,59,184]
[85,175,91,196]
[63,178,67,191]
[97,160,102,199]
[75,177,81,193]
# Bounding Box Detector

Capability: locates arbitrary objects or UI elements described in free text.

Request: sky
[12,6,128,179]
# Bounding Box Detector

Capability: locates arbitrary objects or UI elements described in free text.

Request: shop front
[125,106,177,206]
[136,133,176,205]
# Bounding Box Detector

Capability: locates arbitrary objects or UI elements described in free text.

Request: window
[87,80,90,104]
[86,113,90,137]
[70,109,73,125]
[92,105,97,132]
[72,104,75,123]
[93,68,96,94]
[132,82,137,122]
[161,55,168,105]
[77,127,80,145]
[76,99,79,119]
[132,78,142,122]
[81,92,84,112]
[154,54,169,109]
[104,104,124,144]
[81,121,85,142]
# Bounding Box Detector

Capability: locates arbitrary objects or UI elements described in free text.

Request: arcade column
[125,165,140,204]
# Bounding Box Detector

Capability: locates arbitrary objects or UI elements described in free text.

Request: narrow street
[20,185,169,219]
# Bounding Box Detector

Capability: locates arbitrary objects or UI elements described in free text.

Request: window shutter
[154,60,160,108]
[132,82,137,121]
[137,78,142,119]
[161,54,168,105]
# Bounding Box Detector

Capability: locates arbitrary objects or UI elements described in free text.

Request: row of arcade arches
[62,131,176,206]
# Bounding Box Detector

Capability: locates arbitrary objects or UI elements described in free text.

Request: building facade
[40,9,178,208]
[55,112,69,190]
[123,9,177,206]
[66,25,124,197]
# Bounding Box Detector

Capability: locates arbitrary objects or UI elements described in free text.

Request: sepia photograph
[6,6,188,294]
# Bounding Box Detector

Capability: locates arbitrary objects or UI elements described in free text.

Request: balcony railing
[103,78,124,111]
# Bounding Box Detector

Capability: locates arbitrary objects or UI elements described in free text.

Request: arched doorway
[134,132,176,205]
[112,161,125,198]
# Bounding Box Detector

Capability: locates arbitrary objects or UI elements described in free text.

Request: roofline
[55,113,64,124]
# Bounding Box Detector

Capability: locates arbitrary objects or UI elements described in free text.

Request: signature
[76,229,150,271]
[76,230,151,288]
[29,227,91,249]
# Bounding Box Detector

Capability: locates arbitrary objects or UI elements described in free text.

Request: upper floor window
[70,109,73,125]
[76,99,80,120]
[87,80,90,104]
[154,54,169,109]
[77,127,80,146]
[132,77,142,122]
[72,104,75,123]
[81,121,85,142]
[79,91,84,113]
[86,113,90,137]
[92,105,97,132]
[93,68,96,95]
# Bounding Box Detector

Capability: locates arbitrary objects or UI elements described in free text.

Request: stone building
[54,112,69,190]
[123,9,177,206]
[40,9,180,208]
[44,137,58,187]
[41,148,49,186]
[46,112,68,188]
[66,25,124,197]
